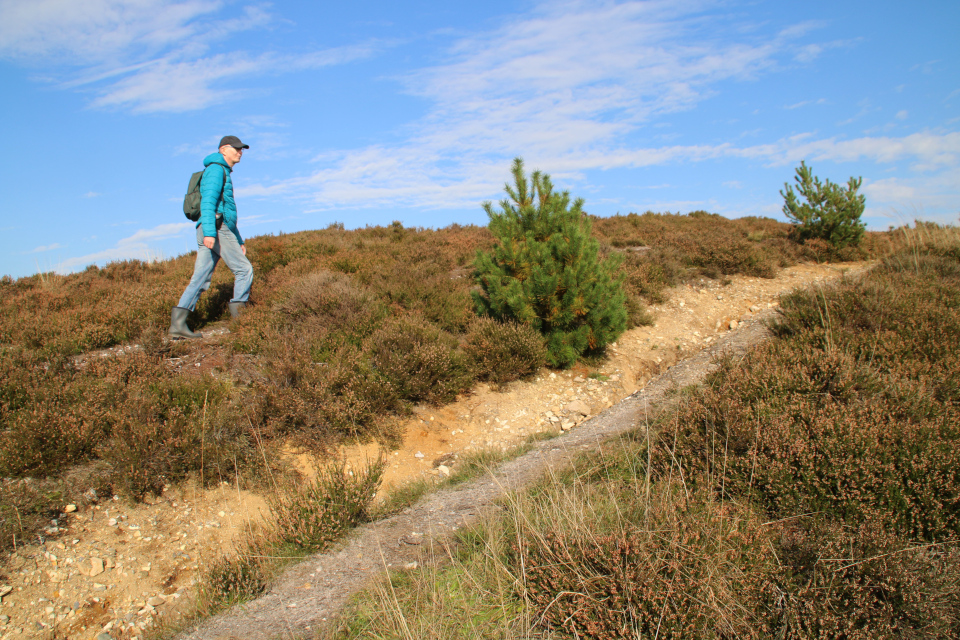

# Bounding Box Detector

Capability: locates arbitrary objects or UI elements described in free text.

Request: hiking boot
[169,307,202,339]
[228,301,246,319]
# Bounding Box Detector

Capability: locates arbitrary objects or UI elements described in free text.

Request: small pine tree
[781,161,866,248]
[473,158,627,368]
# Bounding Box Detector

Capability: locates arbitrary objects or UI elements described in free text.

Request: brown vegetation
[0,214,904,558]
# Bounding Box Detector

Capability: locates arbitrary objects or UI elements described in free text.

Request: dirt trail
[0,262,867,640]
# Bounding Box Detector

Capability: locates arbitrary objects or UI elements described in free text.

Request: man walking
[169,135,254,339]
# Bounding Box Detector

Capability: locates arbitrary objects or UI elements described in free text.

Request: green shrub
[473,158,627,368]
[462,317,547,386]
[781,161,866,249]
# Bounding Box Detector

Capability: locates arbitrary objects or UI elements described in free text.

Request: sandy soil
[0,261,867,640]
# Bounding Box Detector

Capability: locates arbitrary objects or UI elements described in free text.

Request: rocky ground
[0,261,867,640]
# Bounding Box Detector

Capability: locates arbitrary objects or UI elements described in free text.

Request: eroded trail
[0,262,867,640]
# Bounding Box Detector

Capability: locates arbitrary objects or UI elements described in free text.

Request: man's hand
[241,245,246,256]
[203,236,216,250]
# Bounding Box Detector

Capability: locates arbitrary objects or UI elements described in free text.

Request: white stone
[437,465,451,477]
[64,505,77,513]
[414,452,425,459]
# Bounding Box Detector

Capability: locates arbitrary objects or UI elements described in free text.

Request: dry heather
[0,215,917,558]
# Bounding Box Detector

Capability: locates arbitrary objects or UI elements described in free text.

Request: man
[169,135,254,339]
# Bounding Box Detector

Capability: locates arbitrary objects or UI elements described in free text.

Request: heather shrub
[765,518,960,638]
[0,351,250,498]
[516,493,773,639]
[369,316,474,405]
[0,478,63,553]
[267,456,384,551]
[462,317,547,386]
[658,246,960,540]
[474,158,627,367]
[201,547,269,606]
[257,344,399,440]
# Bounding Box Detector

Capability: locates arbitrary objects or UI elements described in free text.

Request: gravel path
[177,308,777,640]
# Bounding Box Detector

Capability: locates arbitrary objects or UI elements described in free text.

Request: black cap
[218,135,249,150]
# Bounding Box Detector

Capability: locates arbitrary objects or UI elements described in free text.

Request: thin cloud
[27,243,63,253]
[1,0,378,113]
[249,0,816,209]
[90,43,381,113]
[0,0,223,62]
[56,222,194,272]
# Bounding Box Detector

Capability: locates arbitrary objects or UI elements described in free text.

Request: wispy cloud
[243,1,958,215]
[56,222,194,272]
[0,0,379,113]
[246,0,819,209]
[27,242,63,253]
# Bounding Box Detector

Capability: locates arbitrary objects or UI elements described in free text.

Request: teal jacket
[198,153,243,244]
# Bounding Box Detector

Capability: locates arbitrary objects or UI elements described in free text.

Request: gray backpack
[183,167,226,221]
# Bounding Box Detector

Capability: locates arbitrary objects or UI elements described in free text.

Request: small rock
[560,421,574,431]
[404,562,419,570]
[437,465,451,477]
[564,400,590,417]
[64,504,77,513]
[87,557,105,577]
[678,300,685,307]
[97,632,114,640]
[0,585,12,598]
[107,518,118,527]
[147,596,165,607]
[0,614,9,624]
[750,305,760,312]
[402,533,424,546]
[573,376,585,383]
[728,320,738,330]
[414,452,425,459]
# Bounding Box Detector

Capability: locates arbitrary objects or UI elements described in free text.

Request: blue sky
[1,0,957,278]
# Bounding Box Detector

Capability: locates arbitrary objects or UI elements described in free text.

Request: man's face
[220,145,243,167]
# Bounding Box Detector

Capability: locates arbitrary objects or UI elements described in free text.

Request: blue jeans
[176,226,253,311]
